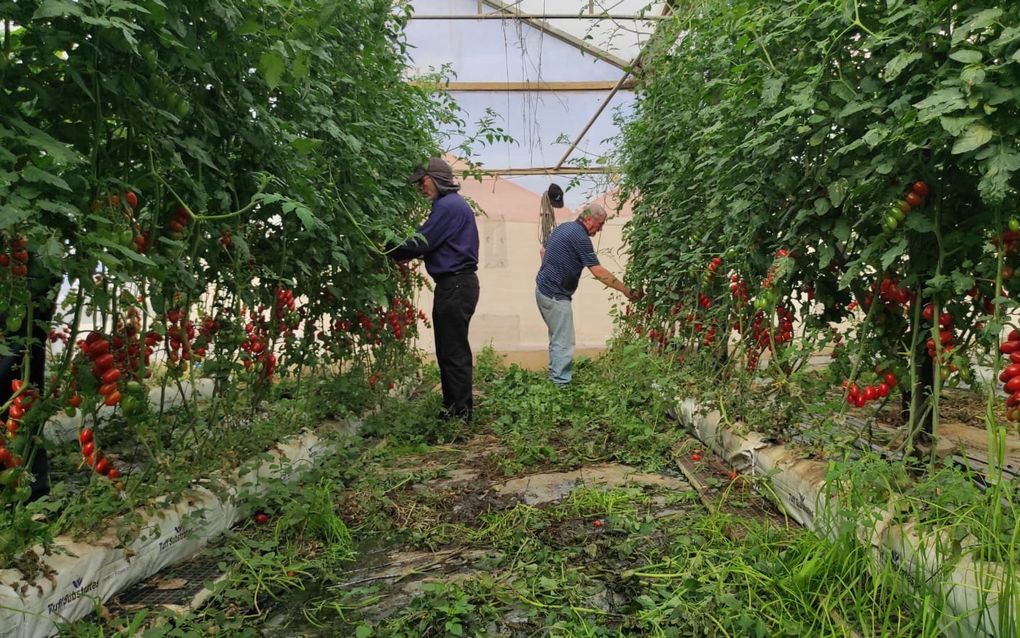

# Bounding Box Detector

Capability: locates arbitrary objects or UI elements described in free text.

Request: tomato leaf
[979,145,1020,203]
[761,76,784,106]
[20,164,72,191]
[951,271,976,295]
[940,116,980,136]
[949,50,984,65]
[952,9,1003,46]
[259,50,286,91]
[914,88,967,121]
[952,123,994,155]
[33,0,84,19]
[904,214,934,234]
[883,52,921,82]
[0,205,34,230]
[880,237,907,270]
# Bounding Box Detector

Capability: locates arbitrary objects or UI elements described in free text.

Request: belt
[433,268,477,282]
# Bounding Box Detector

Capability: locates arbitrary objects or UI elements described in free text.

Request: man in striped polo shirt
[535,203,638,387]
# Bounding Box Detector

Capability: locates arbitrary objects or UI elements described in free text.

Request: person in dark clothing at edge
[0,250,62,502]
[389,157,480,421]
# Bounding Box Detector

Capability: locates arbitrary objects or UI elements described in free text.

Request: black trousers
[432,272,479,420]
[0,300,56,501]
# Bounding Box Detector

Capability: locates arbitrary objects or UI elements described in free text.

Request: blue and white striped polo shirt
[536,220,600,300]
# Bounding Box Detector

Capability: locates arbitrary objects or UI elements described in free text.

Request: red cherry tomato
[1006,376,1020,394]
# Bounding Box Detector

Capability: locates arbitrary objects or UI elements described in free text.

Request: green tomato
[121,396,138,415]
[0,468,20,488]
[5,309,23,333]
[884,215,898,231]
[141,45,158,70]
[890,205,906,222]
[1011,217,1020,233]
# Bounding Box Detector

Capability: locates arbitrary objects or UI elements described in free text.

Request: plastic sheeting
[0,425,348,637]
[44,379,216,443]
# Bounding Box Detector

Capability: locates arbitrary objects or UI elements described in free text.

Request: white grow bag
[675,397,1015,638]
[0,425,346,637]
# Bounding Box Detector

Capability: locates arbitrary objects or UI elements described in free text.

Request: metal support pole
[554,3,675,170]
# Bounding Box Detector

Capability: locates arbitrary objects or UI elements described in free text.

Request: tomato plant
[0,0,487,541]
[617,1,1020,449]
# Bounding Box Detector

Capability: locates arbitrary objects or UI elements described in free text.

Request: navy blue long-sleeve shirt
[390,192,479,279]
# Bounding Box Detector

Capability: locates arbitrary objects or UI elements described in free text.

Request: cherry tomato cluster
[165,308,202,364]
[338,297,425,347]
[48,325,71,344]
[990,228,1020,254]
[0,235,29,278]
[4,380,37,437]
[883,181,929,231]
[871,275,912,309]
[998,331,1020,421]
[700,256,723,287]
[78,427,120,480]
[753,249,790,310]
[843,372,897,408]
[741,307,794,370]
[166,206,190,241]
[76,332,124,407]
[274,287,301,334]
[729,274,749,304]
[922,304,958,369]
[241,309,278,379]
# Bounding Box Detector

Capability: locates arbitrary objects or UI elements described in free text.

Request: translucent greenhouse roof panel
[405,0,666,79]
[444,89,636,168]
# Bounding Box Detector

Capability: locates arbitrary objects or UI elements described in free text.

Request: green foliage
[475,346,682,474]
[0,0,473,514]
[617,0,1020,437]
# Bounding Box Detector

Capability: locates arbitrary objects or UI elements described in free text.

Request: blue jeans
[536,289,575,386]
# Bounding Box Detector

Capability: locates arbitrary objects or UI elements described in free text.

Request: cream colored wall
[412,214,631,355]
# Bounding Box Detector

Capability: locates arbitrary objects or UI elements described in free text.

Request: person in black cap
[390,157,480,422]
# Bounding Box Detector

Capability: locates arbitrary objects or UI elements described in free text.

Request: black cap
[548,183,564,209]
